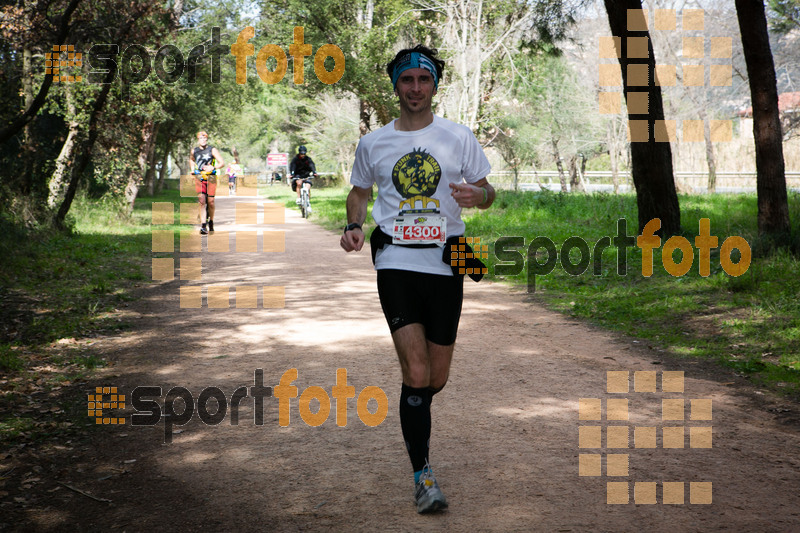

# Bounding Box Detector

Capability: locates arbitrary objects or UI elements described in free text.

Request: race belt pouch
[369,226,439,265]
[443,236,486,282]
[369,226,486,282]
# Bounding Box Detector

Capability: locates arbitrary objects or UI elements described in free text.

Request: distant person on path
[339,45,495,514]
[189,131,224,234]
[226,149,243,196]
[289,145,317,204]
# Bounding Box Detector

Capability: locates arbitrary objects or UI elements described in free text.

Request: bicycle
[292,173,315,218]
[299,178,312,218]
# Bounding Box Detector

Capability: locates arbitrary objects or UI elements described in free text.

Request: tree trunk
[145,146,158,197]
[735,0,790,241]
[552,140,567,193]
[48,88,81,209]
[146,124,160,196]
[155,134,174,194]
[173,150,188,177]
[702,114,718,193]
[128,119,158,212]
[359,99,371,137]
[512,165,519,193]
[52,66,117,228]
[139,122,158,196]
[578,153,588,192]
[357,0,374,137]
[568,155,580,192]
[603,0,680,235]
[569,152,586,193]
[124,178,139,216]
[155,157,167,194]
[532,163,542,190]
[22,43,35,196]
[608,120,620,194]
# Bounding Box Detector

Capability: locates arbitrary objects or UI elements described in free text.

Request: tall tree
[642,0,726,194]
[46,0,168,226]
[768,0,800,32]
[735,0,791,242]
[417,0,582,133]
[0,0,82,146]
[268,0,422,132]
[493,51,601,193]
[420,0,537,131]
[603,0,680,235]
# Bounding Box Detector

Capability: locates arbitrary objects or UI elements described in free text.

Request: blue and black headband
[391,52,439,89]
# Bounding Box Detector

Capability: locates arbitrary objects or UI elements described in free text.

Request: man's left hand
[449,182,484,208]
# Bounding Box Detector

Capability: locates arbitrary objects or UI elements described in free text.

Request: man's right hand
[340,228,365,252]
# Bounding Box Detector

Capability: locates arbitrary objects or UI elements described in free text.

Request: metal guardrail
[490,170,800,192]
[489,170,800,180]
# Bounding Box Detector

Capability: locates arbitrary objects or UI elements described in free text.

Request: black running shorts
[376,269,464,346]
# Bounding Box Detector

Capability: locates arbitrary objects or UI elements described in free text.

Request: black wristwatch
[344,222,362,233]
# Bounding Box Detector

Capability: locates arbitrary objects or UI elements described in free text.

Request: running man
[289,145,317,205]
[189,131,224,234]
[340,45,495,514]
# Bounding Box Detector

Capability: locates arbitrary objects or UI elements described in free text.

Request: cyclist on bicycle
[289,145,318,205]
[189,131,224,235]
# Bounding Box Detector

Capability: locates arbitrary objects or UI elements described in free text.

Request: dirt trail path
[14,195,800,531]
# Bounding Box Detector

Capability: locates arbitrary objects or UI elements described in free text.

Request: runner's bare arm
[341,185,371,252]
[211,148,225,171]
[449,178,495,209]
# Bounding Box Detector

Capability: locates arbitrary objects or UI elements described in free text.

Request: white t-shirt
[350,115,491,275]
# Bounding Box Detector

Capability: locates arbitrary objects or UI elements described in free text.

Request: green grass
[465,189,800,395]
[0,193,170,350]
[276,184,800,396]
[0,188,190,444]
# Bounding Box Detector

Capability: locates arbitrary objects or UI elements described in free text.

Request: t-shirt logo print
[392,148,441,210]
[194,146,216,175]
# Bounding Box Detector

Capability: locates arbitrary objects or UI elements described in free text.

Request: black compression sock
[399,384,432,473]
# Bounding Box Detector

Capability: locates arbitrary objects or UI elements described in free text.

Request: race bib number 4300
[392,214,446,245]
